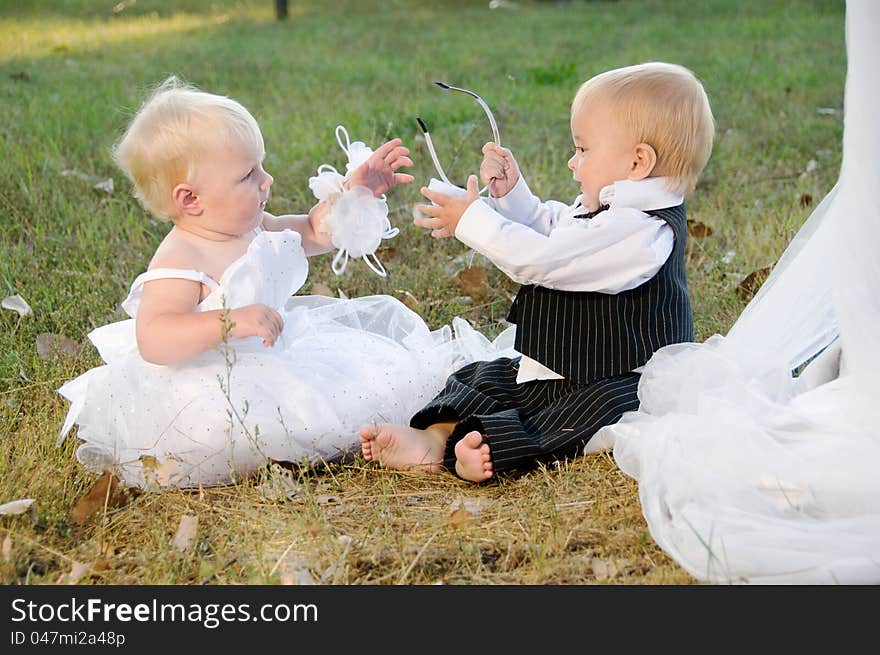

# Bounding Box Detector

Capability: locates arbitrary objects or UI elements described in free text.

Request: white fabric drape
[599,0,880,583]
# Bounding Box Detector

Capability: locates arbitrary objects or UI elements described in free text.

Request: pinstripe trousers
[410,357,640,476]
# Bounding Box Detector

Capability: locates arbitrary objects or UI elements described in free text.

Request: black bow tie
[572,204,609,220]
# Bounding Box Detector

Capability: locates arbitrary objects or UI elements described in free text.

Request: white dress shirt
[454,175,683,383]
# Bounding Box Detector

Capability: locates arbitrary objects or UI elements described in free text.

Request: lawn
[0,0,845,584]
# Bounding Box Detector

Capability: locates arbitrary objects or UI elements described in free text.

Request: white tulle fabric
[598,0,880,584]
[57,229,510,489]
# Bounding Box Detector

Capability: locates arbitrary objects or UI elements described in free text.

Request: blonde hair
[112,76,264,221]
[572,62,714,195]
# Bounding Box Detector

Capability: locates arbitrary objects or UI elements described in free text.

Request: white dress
[58,229,511,489]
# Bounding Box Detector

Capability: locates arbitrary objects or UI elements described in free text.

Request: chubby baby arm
[136,278,282,365]
[262,207,334,257]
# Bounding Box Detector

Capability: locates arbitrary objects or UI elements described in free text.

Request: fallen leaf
[799,193,813,208]
[93,178,114,194]
[91,558,110,572]
[280,564,316,585]
[60,169,93,182]
[736,266,772,301]
[295,568,317,585]
[590,557,619,581]
[2,534,12,562]
[280,557,318,585]
[687,219,713,238]
[0,498,35,515]
[70,472,130,526]
[800,159,818,178]
[376,247,398,261]
[61,561,93,584]
[1,294,32,317]
[489,0,519,9]
[448,506,473,529]
[83,539,116,560]
[310,282,334,297]
[268,549,315,585]
[35,333,81,360]
[452,267,490,302]
[172,514,198,552]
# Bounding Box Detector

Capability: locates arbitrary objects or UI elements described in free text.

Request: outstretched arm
[419,193,674,292]
[264,138,414,255]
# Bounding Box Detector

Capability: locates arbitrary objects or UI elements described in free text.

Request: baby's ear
[172,183,201,216]
[629,143,657,180]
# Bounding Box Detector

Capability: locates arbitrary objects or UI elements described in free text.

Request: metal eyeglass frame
[416,82,500,193]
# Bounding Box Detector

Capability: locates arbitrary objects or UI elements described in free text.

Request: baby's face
[567,101,638,211]
[189,139,273,238]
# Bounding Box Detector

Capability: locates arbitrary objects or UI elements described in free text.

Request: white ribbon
[308,126,399,277]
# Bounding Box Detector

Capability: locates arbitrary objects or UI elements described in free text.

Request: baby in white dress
[58,76,496,489]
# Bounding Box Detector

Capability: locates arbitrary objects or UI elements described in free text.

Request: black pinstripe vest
[506,203,693,384]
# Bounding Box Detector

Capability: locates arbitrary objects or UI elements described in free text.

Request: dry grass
[1,448,694,585]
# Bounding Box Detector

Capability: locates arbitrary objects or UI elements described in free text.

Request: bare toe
[454,431,494,483]
[359,424,379,461]
[460,430,483,449]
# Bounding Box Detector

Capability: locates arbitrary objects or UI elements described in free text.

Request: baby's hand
[480,143,520,198]
[413,175,479,238]
[347,138,415,197]
[226,304,284,347]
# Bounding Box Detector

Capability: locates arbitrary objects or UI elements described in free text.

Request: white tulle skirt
[59,294,513,489]
[602,337,880,584]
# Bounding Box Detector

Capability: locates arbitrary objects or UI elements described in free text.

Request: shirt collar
[597,177,683,212]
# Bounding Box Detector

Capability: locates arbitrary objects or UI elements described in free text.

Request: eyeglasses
[417,82,501,193]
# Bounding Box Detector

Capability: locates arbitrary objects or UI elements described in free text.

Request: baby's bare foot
[453,431,493,482]
[360,423,446,474]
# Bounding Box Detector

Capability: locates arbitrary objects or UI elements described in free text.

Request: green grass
[0,0,845,584]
